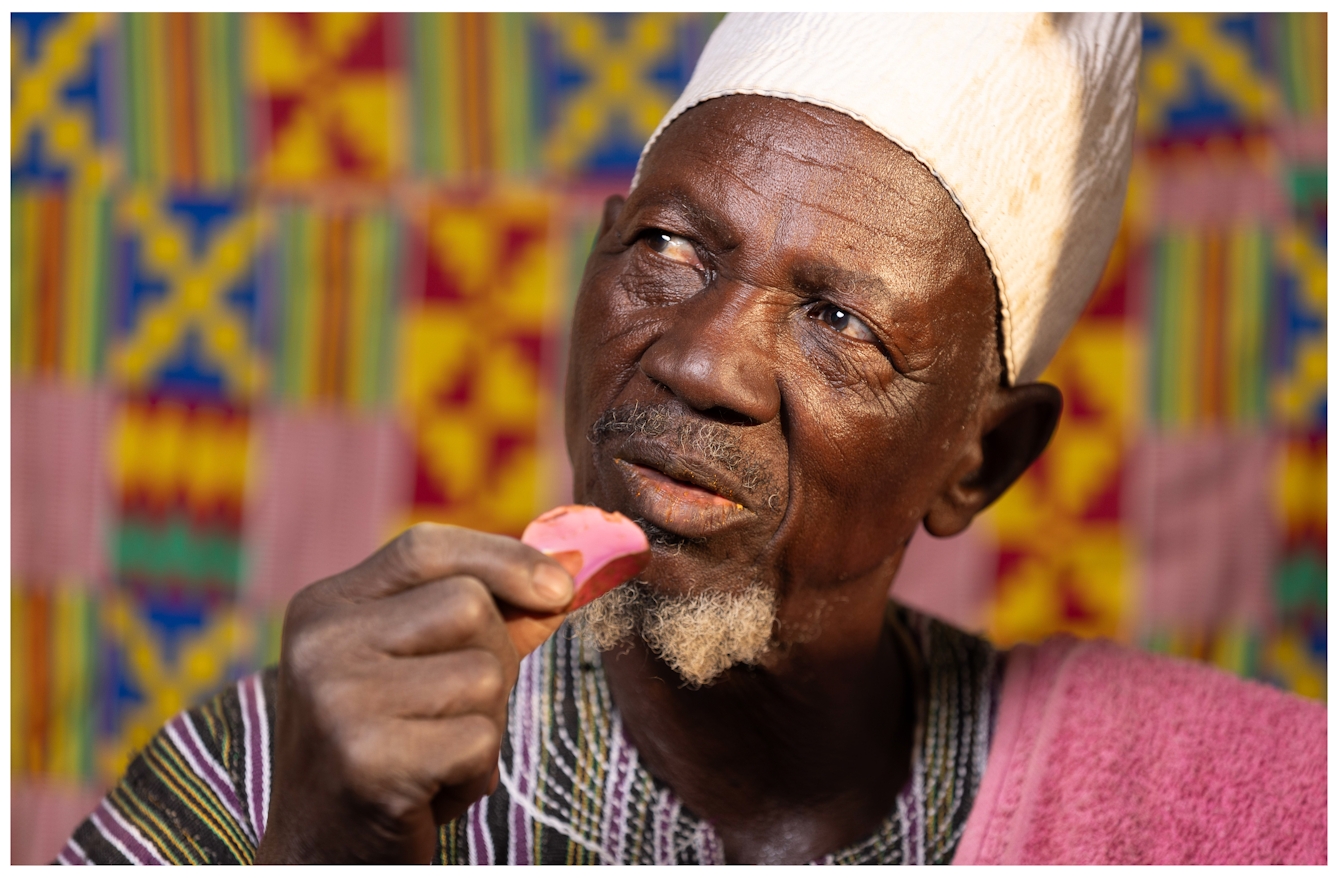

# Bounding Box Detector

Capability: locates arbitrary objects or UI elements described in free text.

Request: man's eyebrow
[795,264,892,301]
[631,188,736,247]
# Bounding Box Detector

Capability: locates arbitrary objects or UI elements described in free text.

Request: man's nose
[638,283,782,424]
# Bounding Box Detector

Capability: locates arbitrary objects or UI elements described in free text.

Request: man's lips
[609,440,750,508]
[618,461,740,508]
[609,453,754,539]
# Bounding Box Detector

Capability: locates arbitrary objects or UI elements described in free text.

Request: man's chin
[571,580,778,688]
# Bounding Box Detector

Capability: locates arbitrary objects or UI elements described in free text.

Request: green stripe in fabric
[376,214,401,408]
[120,15,140,179]
[197,14,216,186]
[1237,228,1255,423]
[115,516,242,587]
[441,14,464,175]
[89,193,111,378]
[1255,228,1273,421]
[1180,229,1203,428]
[272,209,292,402]
[79,590,98,779]
[208,14,227,183]
[292,211,315,402]
[278,208,303,403]
[1149,234,1169,425]
[412,14,437,174]
[222,13,244,182]
[1166,231,1187,426]
[1227,229,1244,423]
[126,14,152,179]
[1289,167,1327,206]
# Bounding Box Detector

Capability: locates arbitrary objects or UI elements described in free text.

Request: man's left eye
[810,303,877,343]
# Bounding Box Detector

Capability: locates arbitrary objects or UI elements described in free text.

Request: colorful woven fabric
[248,13,403,185]
[10,12,1327,864]
[11,13,117,190]
[262,201,401,409]
[119,13,248,188]
[400,188,559,536]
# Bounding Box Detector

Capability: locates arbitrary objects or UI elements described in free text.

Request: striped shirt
[60,602,999,864]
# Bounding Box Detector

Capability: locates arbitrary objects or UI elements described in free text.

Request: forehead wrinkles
[645,98,980,275]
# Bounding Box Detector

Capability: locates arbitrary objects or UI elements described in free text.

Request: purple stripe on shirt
[603,730,635,863]
[653,793,675,864]
[697,823,725,865]
[239,675,267,841]
[509,801,530,865]
[469,797,492,864]
[57,839,87,865]
[252,674,272,839]
[510,658,537,864]
[168,714,251,837]
[94,801,163,865]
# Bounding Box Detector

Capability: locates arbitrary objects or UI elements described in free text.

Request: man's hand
[254,523,575,864]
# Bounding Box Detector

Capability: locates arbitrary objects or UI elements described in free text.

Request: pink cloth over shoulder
[954,636,1327,865]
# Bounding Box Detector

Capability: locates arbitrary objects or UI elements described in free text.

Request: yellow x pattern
[1139,13,1278,135]
[11,13,113,189]
[541,13,679,171]
[113,192,265,399]
[96,595,254,782]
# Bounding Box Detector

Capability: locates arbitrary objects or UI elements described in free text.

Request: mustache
[587,401,769,494]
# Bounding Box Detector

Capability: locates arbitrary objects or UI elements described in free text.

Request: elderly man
[61,13,1324,866]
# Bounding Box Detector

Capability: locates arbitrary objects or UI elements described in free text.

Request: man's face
[564,95,999,646]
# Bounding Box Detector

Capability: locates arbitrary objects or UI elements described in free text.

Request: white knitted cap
[633,13,1140,384]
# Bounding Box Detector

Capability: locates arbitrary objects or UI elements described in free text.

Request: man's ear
[595,194,625,245]
[923,382,1063,537]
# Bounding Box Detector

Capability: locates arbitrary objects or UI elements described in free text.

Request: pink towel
[954,636,1327,864]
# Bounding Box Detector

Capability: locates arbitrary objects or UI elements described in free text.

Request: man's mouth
[610,453,753,540]
[621,461,739,507]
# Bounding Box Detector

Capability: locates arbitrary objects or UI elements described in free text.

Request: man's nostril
[701,406,760,428]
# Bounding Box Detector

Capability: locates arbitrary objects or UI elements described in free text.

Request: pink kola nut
[521,506,651,611]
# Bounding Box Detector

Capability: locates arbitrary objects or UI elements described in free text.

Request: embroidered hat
[634,13,1141,384]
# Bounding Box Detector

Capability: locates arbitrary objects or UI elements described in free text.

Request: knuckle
[389,522,461,582]
[283,625,326,681]
[465,651,507,706]
[283,608,346,677]
[448,579,495,632]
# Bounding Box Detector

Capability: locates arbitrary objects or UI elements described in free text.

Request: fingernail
[533,564,573,604]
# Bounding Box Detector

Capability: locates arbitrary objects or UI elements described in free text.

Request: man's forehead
[641,97,940,199]
[632,96,985,277]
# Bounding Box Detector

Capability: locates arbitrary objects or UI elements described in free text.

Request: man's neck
[599,584,917,865]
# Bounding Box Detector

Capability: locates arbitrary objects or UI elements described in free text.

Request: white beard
[570,581,778,688]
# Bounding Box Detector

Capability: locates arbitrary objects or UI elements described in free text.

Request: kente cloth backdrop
[10,13,1326,864]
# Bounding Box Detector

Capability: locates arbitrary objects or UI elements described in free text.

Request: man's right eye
[642,230,705,271]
